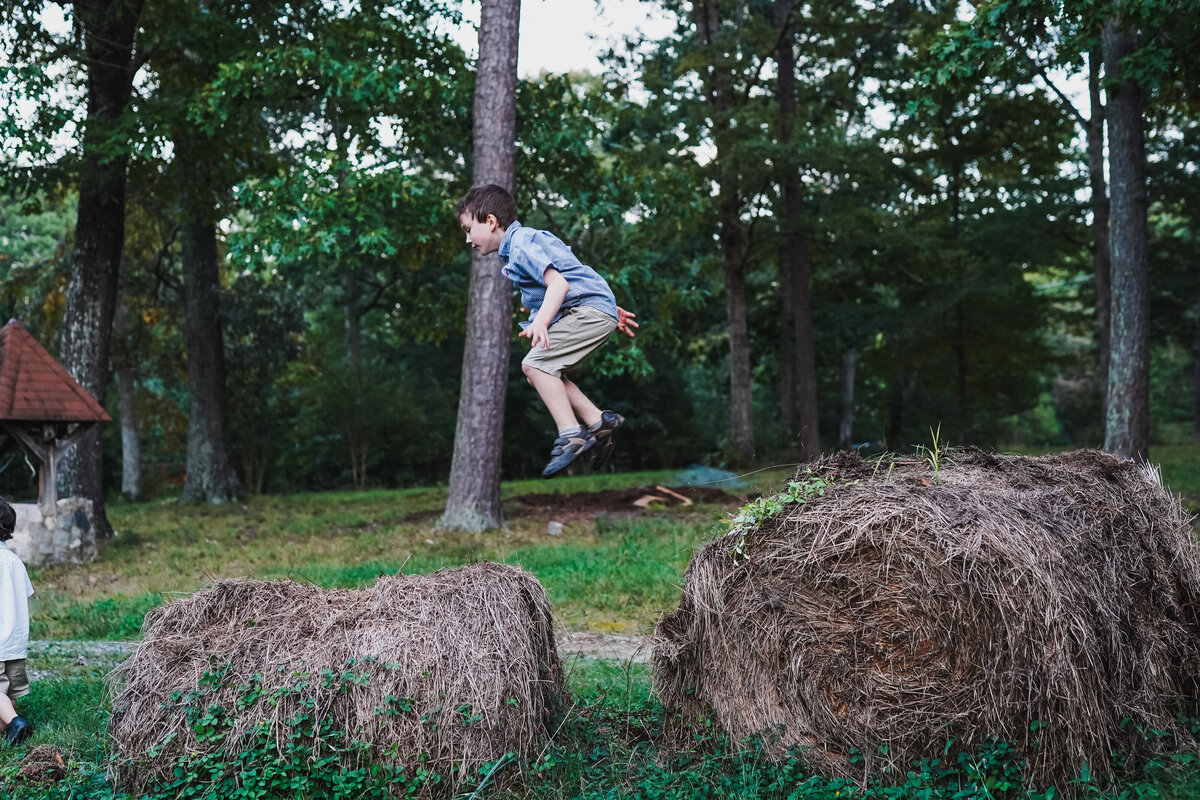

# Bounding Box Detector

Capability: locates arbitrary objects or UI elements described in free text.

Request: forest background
[0,0,1197,511]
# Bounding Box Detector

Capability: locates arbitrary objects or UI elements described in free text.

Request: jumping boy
[456,184,637,478]
[0,498,34,746]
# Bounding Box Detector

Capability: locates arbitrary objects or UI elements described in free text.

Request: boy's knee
[521,362,556,383]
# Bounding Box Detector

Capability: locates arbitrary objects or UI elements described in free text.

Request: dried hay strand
[653,448,1200,789]
[108,562,566,795]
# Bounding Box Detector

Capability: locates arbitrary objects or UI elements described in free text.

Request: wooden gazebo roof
[0,320,109,423]
[0,320,110,512]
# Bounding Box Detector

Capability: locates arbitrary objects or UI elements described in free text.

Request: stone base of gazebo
[10,498,98,566]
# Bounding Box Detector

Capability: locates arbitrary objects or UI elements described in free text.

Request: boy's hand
[520,320,552,348]
[616,306,639,339]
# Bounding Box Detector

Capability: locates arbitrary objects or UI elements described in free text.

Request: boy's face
[459,212,504,256]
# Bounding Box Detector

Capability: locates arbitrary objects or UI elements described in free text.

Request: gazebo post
[4,423,54,515]
[42,438,58,515]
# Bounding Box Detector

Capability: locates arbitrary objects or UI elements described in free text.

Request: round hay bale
[109,561,566,794]
[653,449,1200,788]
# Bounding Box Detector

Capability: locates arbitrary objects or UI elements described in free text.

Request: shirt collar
[497,220,521,262]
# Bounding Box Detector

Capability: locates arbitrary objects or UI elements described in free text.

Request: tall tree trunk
[57,0,145,538]
[775,0,819,461]
[696,0,754,463]
[438,0,519,531]
[1087,48,1112,413]
[1102,15,1150,462]
[776,0,797,445]
[180,221,240,503]
[838,348,856,450]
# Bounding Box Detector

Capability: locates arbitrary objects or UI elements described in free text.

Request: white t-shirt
[0,542,35,661]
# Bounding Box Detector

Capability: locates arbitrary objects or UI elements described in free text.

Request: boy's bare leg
[523,365,580,431]
[563,378,602,429]
[0,692,16,727]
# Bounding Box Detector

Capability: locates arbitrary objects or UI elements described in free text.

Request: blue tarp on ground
[672,464,757,490]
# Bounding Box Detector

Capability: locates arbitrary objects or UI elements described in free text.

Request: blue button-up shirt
[498,221,618,329]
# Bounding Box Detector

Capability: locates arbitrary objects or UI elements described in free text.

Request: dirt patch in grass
[403,486,752,525]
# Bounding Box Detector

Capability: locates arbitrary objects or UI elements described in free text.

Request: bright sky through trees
[455,0,675,77]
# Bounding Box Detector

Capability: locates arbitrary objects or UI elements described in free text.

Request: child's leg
[0,691,15,727]
[522,364,580,432]
[562,378,602,429]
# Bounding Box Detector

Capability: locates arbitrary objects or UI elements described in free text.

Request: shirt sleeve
[24,570,33,598]
[517,231,567,284]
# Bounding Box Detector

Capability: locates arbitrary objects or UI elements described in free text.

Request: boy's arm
[519,267,569,349]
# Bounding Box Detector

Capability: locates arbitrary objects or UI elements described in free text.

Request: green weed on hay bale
[653,449,1200,790]
[108,562,567,796]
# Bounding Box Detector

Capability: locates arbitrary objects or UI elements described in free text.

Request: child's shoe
[542,427,596,478]
[4,716,32,746]
[589,411,625,470]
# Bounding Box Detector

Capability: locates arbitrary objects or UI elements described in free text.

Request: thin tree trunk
[180,221,241,503]
[950,163,968,445]
[342,272,369,490]
[775,0,819,461]
[438,0,519,531]
[242,449,267,496]
[112,302,143,501]
[58,0,145,538]
[838,348,856,450]
[779,267,797,438]
[1088,48,1112,413]
[1193,299,1200,440]
[117,369,142,501]
[786,195,819,461]
[345,281,362,369]
[886,368,904,452]
[722,203,755,463]
[1102,15,1150,462]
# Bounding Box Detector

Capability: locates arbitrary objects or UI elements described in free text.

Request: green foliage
[727,472,830,532]
[124,664,443,800]
[726,471,831,562]
[0,191,74,344]
[917,423,946,483]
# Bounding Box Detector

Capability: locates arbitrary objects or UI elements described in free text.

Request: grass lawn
[27,467,792,641]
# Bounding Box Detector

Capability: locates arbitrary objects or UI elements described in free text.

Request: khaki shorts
[0,659,29,699]
[522,306,617,378]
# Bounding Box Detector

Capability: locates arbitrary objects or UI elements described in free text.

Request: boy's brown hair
[0,497,15,542]
[455,184,517,229]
